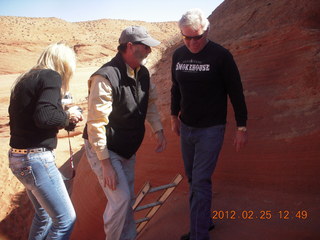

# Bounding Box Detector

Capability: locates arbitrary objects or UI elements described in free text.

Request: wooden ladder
[133,174,183,234]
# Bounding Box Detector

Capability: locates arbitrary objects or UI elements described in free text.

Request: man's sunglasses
[181,30,207,41]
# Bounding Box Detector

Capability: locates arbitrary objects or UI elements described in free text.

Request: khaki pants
[84,140,137,240]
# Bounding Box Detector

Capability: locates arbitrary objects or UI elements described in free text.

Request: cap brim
[141,37,161,47]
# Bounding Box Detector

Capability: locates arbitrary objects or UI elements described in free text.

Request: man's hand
[101,158,118,191]
[171,115,180,136]
[155,129,166,152]
[233,129,248,152]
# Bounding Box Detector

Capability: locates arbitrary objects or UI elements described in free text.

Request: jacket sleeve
[33,71,68,129]
[222,50,248,126]
[86,75,113,160]
[146,80,163,133]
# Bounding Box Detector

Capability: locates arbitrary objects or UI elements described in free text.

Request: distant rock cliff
[0,16,179,74]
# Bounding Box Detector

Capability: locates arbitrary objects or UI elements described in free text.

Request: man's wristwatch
[237,126,247,132]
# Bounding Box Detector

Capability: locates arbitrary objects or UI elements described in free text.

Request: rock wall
[71,0,320,238]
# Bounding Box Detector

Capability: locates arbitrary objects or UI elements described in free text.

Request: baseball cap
[119,26,160,47]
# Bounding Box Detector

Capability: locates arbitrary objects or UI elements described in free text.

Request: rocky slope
[0,16,179,74]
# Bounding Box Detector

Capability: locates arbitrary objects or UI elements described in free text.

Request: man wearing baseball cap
[83,26,166,240]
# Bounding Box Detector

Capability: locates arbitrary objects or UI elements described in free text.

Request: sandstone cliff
[70,0,320,239]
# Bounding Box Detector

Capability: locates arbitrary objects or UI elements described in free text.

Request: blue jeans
[180,123,225,240]
[9,150,76,240]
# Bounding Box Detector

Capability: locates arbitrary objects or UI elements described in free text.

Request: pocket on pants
[9,156,37,190]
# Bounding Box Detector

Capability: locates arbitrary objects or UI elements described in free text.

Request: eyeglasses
[181,31,207,41]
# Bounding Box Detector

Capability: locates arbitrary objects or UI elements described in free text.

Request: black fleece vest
[83,53,150,159]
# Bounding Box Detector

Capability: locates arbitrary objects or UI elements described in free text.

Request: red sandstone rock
[71,0,320,239]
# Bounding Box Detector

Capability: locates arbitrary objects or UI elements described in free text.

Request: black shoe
[180,223,215,240]
[208,222,215,231]
[180,232,190,240]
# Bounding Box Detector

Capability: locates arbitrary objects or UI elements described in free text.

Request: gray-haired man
[171,9,248,240]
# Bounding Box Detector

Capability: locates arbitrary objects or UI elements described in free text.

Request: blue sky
[0,0,224,22]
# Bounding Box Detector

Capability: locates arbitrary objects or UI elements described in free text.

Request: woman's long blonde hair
[12,42,76,95]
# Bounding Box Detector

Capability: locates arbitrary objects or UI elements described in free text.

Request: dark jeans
[180,123,225,240]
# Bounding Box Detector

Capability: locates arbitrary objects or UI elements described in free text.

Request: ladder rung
[133,182,151,210]
[135,217,150,224]
[134,174,183,234]
[149,183,177,193]
[135,201,162,211]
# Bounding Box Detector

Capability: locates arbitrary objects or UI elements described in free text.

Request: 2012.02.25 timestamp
[212,210,308,220]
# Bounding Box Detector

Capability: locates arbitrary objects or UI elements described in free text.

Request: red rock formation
[208,0,320,194]
[70,0,320,239]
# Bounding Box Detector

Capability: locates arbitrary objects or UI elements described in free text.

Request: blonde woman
[8,43,82,240]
